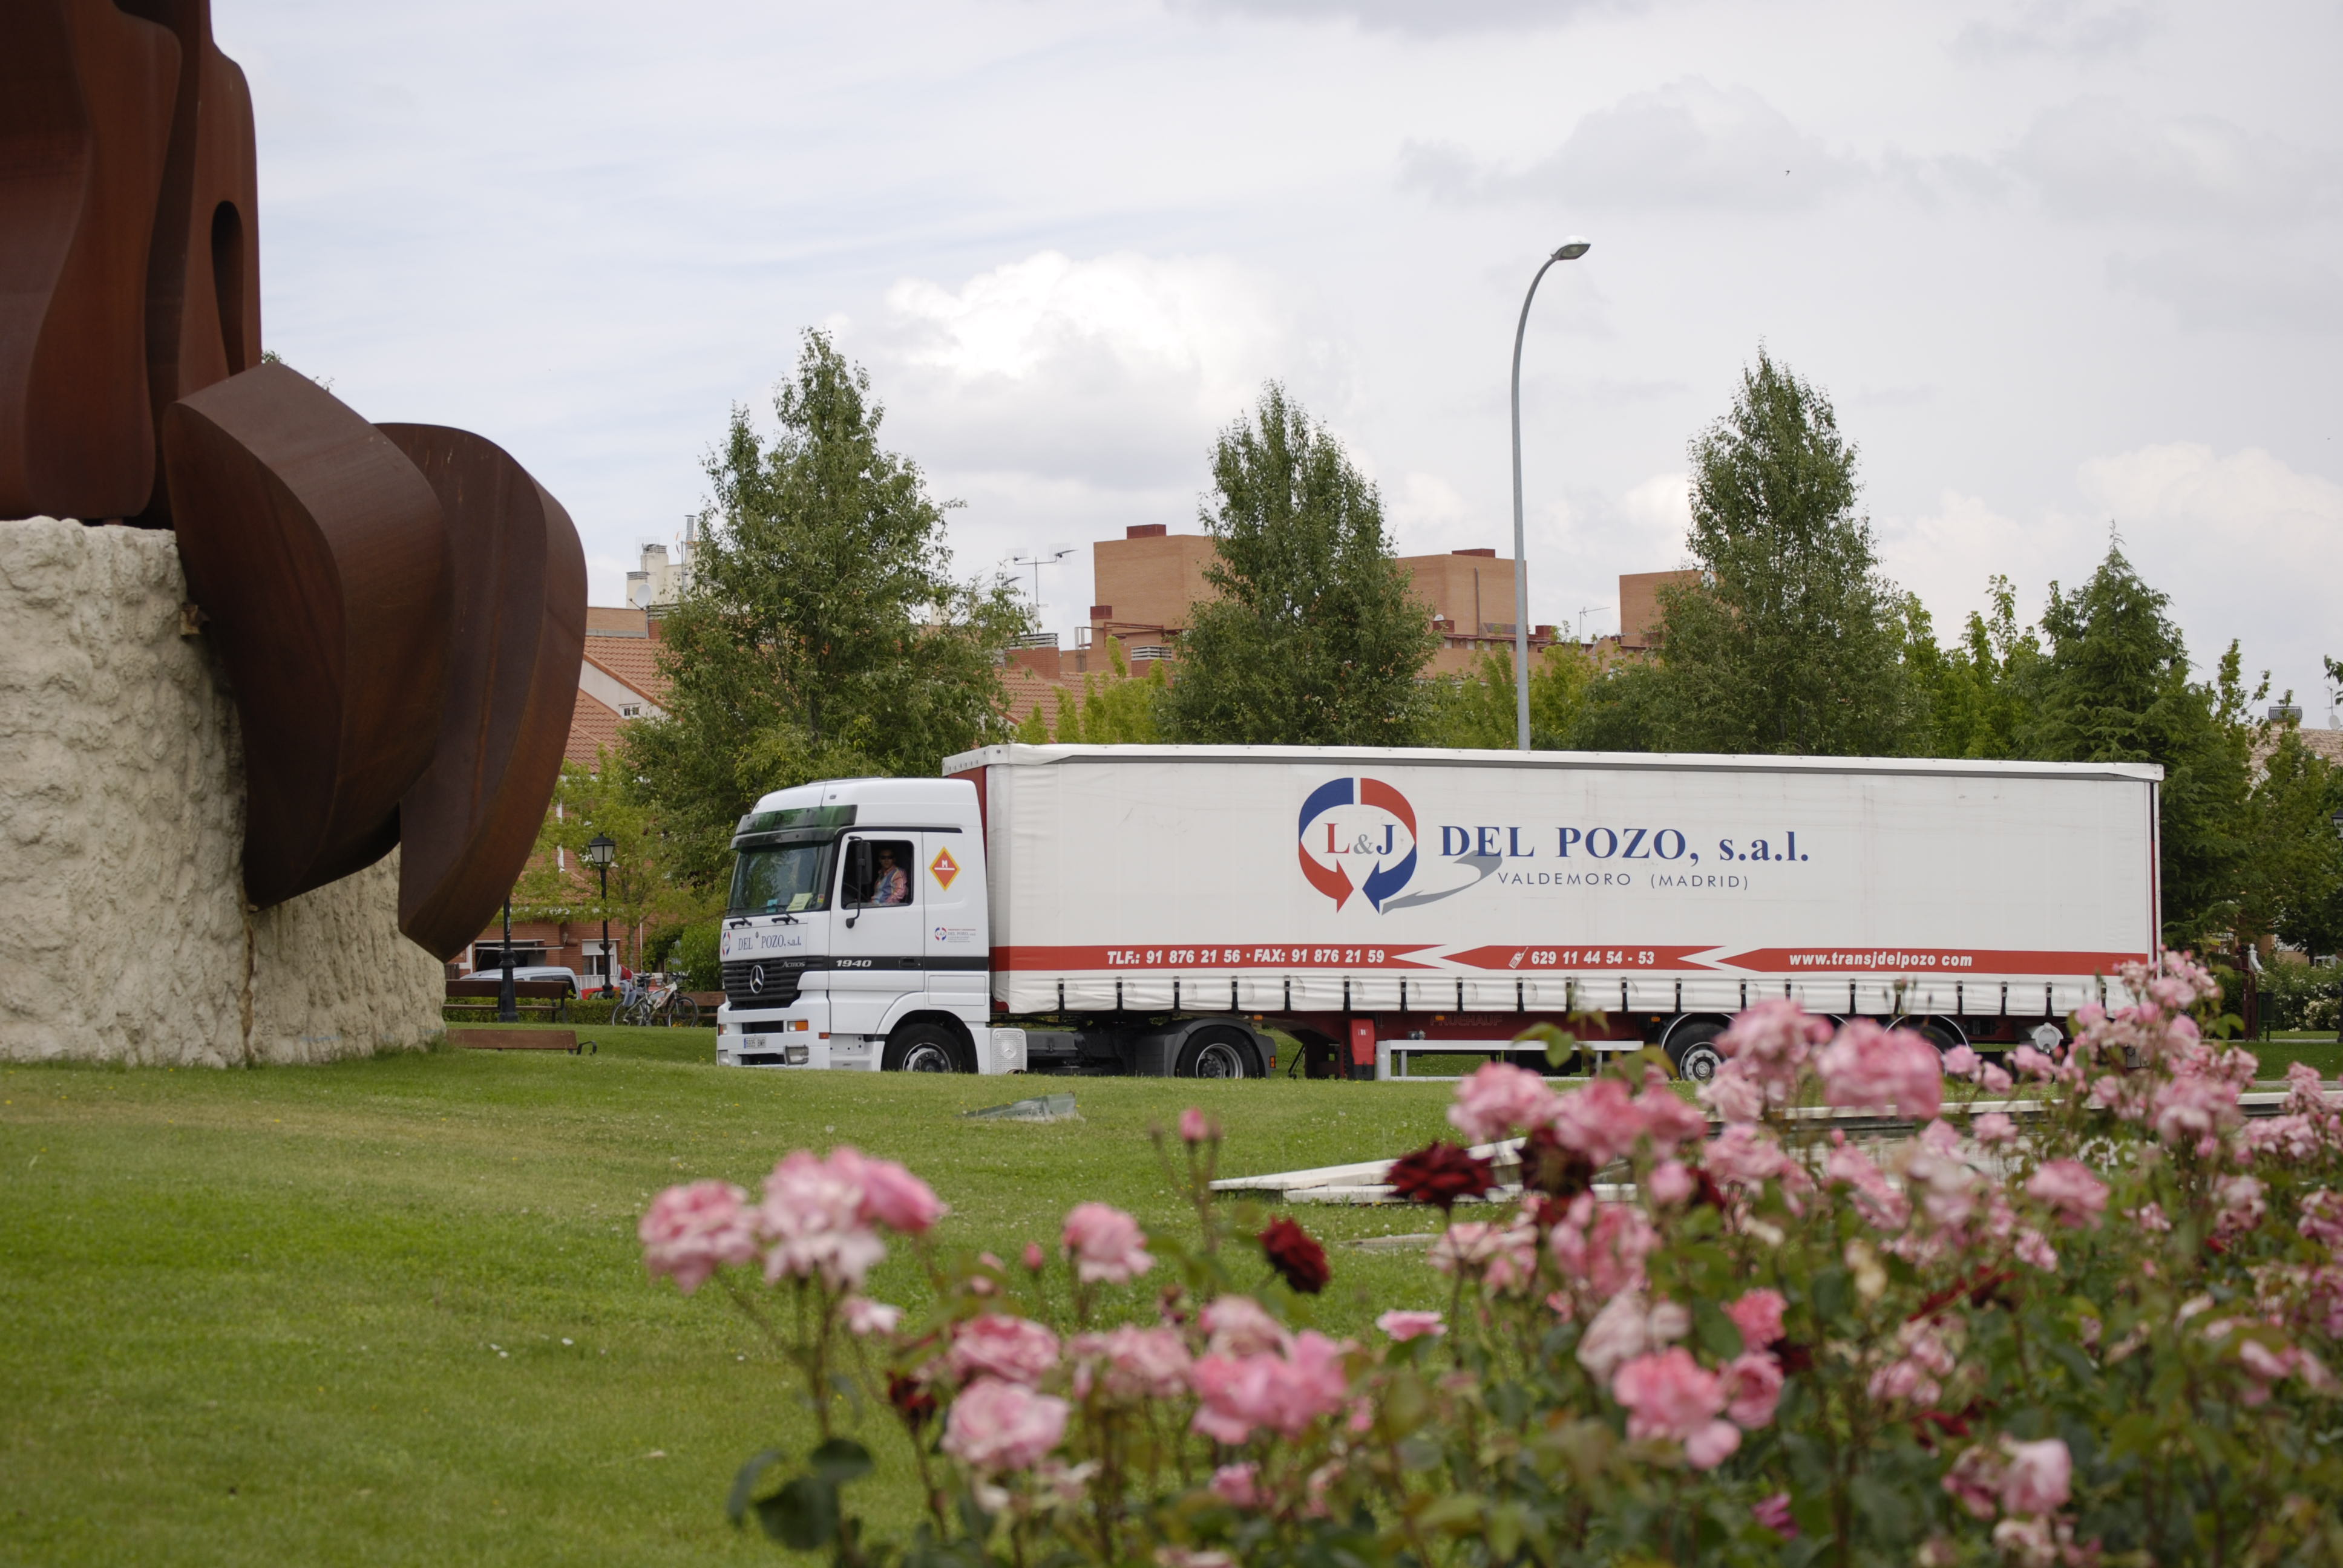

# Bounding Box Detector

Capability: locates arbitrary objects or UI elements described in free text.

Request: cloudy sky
[223,0,2341,716]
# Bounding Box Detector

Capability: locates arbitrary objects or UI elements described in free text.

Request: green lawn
[0,1028,1463,1567]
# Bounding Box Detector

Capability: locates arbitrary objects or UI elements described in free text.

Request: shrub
[640,955,2343,1566]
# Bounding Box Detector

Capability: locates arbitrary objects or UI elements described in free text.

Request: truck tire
[1176,1028,1253,1079]
[1663,1020,1728,1083]
[883,1021,966,1073]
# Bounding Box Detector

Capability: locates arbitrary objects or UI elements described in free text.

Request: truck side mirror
[844,838,871,927]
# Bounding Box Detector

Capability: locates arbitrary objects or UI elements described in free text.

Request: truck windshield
[730,842,834,916]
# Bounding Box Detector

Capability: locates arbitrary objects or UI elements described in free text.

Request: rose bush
[641,956,2343,1566]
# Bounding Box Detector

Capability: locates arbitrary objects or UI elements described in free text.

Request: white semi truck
[713,745,2163,1080]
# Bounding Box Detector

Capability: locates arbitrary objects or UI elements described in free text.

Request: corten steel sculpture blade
[163,364,453,907]
[0,0,180,521]
[379,425,588,959]
[120,0,261,528]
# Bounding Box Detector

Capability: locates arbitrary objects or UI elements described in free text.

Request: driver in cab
[870,846,911,907]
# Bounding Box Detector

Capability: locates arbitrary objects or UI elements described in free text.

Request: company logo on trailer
[1297,777,1418,912]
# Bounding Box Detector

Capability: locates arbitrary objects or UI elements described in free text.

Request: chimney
[1126,524,1167,539]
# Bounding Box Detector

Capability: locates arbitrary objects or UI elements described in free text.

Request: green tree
[2020,543,2249,947]
[2241,719,2343,962]
[1424,642,1598,750]
[1651,348,1917,756]
[511,756,713,976]
[1046,640,1165,744]
[1159,385,1436,745]
[623,331,1027,883]
[1909,575,2043,759]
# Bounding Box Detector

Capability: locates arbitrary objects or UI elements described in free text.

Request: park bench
[442,978,572,1022]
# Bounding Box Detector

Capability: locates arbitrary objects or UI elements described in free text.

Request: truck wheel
[1664,1022,1728,1083]
[883,1022,966,1073]
[1176,1028,1252,1079]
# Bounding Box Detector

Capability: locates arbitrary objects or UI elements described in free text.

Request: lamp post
[497,897,518,1022]
[585,833,617,996]
[1509,237,1590,751]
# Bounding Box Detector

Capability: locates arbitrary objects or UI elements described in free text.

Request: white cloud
[1403,80,1864,211]
[2004,97,2337,224]
[871,250,1308,491]
[1950,1,2161,64]
[1177,0,1627,36]
[1879,448,2341,707]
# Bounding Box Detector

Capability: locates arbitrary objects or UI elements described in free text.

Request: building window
[620,703,642,717]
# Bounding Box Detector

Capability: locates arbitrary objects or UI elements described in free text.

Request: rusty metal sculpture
[381,425,588,959]
[0,0,180,521]
[3,1,588,956]
[165,365,453,907]
[122,0,264,528]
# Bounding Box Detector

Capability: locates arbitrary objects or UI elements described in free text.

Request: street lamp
[585,832,617,996]
[1509,236,1591,751]
[497,897,518,1022]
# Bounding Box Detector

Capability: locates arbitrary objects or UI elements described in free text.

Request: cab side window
[841,840,916,908]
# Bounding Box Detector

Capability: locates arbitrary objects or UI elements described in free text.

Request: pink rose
[1722,1351,1784,1426]
[1062,1202,1153,1284]
[1979,1063,2014,1094]
[1548,1077,1645,1166]
[1647,1160,1697,1206]
[1941,1045,1980,1079]
[949,1314,1061,1386]
[639,1180,758,1295]
[1201,1295,1286,1356]
[1683,1419,1743,1469]
[758,1151,888,1289]
[1751,1493,1796,1537]
[1071,1324,1192,1400]
[1447,1062,1557,1143]
[1696,1064,1768,1124]
[1210,1462,1262,1508]
[830,1148,947,1234]
[1179,1106,1218,1145]
[2025,1160,2109,1229]
[1718,999,1829,1092]
[1575,1289,1686,1381]
[1022,1241,1047,1272]
[1725,1289,1787,1352]
[1816,1020,1943,1121]
[1189,1331,1353,1443]
[842,1297,902,1336]
[1634,1076,1710,1152]
[1997,1436,2071,1515]
[1376,1310,1446,1342]
[1611,1347,1725,1442]
[942,1377,1068,1472]
[2014,1228,2059,1272]
[1973,1112,2018,1143]
[1703,1123,1794,1189]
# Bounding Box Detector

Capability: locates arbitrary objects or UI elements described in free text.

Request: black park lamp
[585,833,617,996]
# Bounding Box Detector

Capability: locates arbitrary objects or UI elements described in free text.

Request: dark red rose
[1772,1339,1816,1376]
[887,1371,937,1430]
[1519,1125,1597,1198]
[1259,1217,1331,1294]
[1387,1142,1497,1210]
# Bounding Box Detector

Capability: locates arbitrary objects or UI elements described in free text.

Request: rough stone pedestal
[0,517,444,1065]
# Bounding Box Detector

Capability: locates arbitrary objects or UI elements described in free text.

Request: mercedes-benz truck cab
[715,776,1024,1073]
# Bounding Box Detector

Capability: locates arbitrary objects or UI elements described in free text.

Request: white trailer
[713,745,2161,1080]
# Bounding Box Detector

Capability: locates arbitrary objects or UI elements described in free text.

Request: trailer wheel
[1176,1028,1251,1079]
[1664,1021,1728,1083]
[883,1022,966,1073]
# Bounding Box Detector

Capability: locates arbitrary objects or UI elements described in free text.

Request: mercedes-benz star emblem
[749,964,765,995]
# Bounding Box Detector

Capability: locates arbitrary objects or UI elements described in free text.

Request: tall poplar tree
[624,331,1026,883]
[1652,349,1917,756]
[1160,384,1435,745]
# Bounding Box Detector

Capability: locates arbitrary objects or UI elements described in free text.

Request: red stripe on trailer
[1719,947,2149,975]
[992,944,1442,970]
[1443,944,1721,972]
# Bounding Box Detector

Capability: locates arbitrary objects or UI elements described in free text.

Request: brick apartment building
[1000,523,1696,727]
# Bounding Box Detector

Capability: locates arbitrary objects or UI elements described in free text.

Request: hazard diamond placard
[928,845,960,890]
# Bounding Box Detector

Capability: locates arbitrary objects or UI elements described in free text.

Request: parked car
[467,964,581,995]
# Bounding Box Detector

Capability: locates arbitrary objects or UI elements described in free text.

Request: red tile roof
[566,688,623,769]
[583,633,670,705]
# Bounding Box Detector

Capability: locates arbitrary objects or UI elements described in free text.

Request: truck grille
[723,959,803,1011]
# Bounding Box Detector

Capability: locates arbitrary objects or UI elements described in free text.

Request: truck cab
[714,777,1021,1073]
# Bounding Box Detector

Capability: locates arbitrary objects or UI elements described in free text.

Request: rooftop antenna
[1012,547,1075,622]
[1579,604,1613,641]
